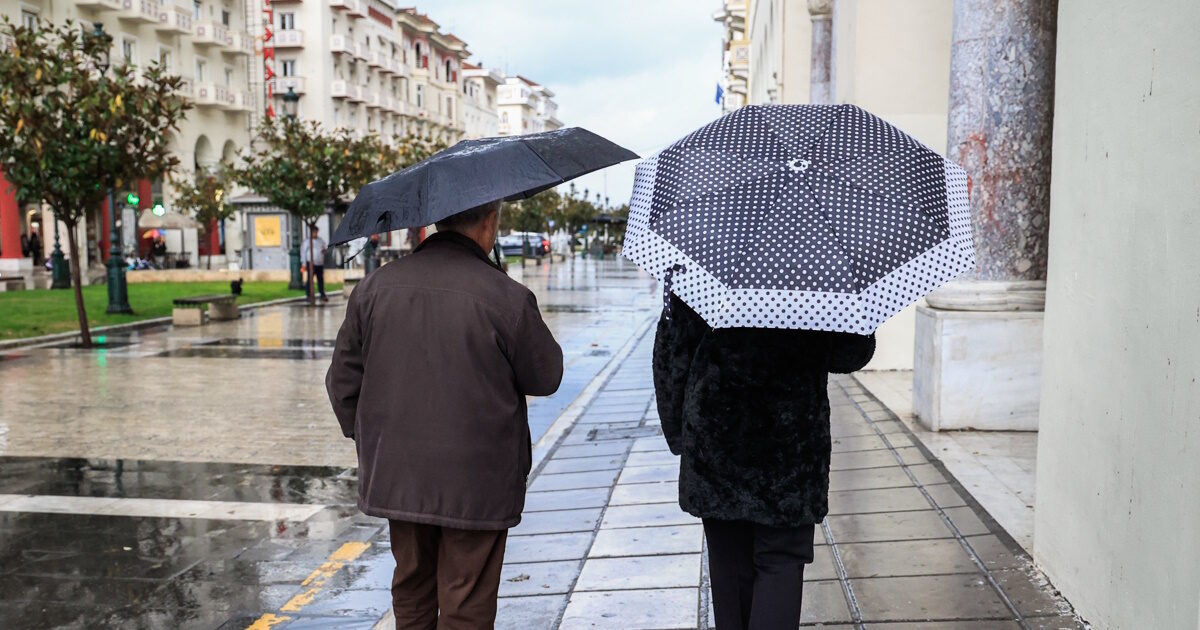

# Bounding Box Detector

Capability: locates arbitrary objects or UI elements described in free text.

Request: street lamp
[93,23,132,314]
[281,86,303,288]
[282,87,299,120]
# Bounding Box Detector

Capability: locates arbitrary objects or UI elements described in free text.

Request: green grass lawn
[0,281,341,341]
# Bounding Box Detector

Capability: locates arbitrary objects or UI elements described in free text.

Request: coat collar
[415,230,503,271]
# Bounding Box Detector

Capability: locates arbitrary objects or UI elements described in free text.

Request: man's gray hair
[435,199,502,231]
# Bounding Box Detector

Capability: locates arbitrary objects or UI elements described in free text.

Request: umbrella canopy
[622,104,976,335]
[330,127,638,246]
[137,208,198,230]
[142,229,166,238]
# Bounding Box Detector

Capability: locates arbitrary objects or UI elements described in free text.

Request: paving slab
[505,532,594,563]
[523,488,612,513]
[560,588,699,629]
[609,482,678,506]
[600,503,700,529]
[510,508,603,536]
[499,560,580,596]
[575,553,702,591]
[496,594,567,630]
[589,524,704,558]
[852,574,1011,622]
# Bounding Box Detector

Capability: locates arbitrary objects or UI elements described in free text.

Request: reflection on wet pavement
[0,259,660,629]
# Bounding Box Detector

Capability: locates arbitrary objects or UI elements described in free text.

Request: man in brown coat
[326,199,564,628]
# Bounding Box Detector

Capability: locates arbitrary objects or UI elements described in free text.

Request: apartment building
[496,75,562,137]
[0,0,256,272]
[394,8,468,143]
[460,62,502,139]
[713,0,749,112]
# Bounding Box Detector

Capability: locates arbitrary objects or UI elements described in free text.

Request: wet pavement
[0,258,1085,629]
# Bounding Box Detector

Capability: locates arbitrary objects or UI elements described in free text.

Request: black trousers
[305,263,326,298]
[703,518,816,630]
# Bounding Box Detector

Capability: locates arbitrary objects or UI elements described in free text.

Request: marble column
[808,0,833,104]
[913,0,1058,431]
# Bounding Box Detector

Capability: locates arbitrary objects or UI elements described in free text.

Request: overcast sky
[428,0,726,207]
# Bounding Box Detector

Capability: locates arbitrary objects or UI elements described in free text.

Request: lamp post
[281,87,303,290]
[93,23,133,314]
[50,220,69,289]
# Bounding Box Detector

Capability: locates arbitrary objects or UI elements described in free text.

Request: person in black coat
[653,294,875,630]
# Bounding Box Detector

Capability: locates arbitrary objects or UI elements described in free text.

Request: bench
[0,275,24,292]
[172,294,238,326]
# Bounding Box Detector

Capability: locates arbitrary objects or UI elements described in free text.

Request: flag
[715,83,724,105]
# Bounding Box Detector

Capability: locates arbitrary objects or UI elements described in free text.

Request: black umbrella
[623,104,976,335]
[330,128,637,246]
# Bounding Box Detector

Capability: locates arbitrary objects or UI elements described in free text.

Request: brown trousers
[388,520,508,630]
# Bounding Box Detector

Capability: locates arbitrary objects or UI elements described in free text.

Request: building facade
[496,75,561,137]
[394,8,468,144]
[713,0,748,112]
[0,0,257,274]
[459,62,501,139]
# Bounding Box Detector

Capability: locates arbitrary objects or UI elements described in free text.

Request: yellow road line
[245,541,372,629]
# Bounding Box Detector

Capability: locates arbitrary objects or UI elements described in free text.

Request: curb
[0,295,308,351]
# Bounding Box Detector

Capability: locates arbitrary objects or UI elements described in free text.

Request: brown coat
[326,231,563,530]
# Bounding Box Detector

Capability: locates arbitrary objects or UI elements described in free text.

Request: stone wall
[1034,1,1200,628]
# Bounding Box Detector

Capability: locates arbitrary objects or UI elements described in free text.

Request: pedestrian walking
[326,200,565,628]
[627,104,977,629]
[654,297,874,629]
[29,229,42,265]
[300,224,328,302]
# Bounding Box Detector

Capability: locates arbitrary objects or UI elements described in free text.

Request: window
[279,13,294,30]
[281,59,296,77]
[224,66,233,87]
[158,47,172,72]
[121,37,136,64]
[220,9,230,26]
[20,9,38,29]
[415,42,421,60]
[333,106,340,125]
[193,0,202,20]
[444,59,450,81]
[195,59,206,82]
[500,111,508,124]
[415,84,423,108]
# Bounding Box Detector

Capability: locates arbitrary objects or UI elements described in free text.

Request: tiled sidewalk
[380,329,1088,629]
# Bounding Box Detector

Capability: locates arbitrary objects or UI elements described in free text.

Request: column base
[913,303,1044,431]
[0,257,33,274]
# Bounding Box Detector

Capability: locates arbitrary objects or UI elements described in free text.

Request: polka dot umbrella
[622,104,976,334]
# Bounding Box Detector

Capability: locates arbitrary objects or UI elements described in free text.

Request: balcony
[224,91,253,111]
[193,82,232,107]
[328,0,362,16]
[331,80,362,100]
[275,29,304,48]
[364,91,381,109]
[368,50,384,69]
[76,0,122,11]
[354,43,368,62]
[272,76,306,95]
[120,0,159,23]
[194,21,232,47]
[174,76,196,100]
[329,34,351,55]
[346,0,365,18]
[348,84,365,102]
[223,31,253,56]
[156,3,192,34]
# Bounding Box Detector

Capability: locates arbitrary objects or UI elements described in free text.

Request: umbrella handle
[662,264,686,319]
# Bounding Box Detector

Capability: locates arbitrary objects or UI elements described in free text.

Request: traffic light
[125,193,140,206]
[152,203,166,217]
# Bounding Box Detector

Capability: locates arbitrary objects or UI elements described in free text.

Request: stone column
[913,0,1058,431]
[808,0,833,104]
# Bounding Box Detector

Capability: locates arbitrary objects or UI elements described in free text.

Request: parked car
[500,232,550,257]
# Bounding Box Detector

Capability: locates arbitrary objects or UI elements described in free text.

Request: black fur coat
[653,295,876,527]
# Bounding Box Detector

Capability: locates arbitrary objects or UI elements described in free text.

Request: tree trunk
[306,223,315,305]
[64,221,92,348]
